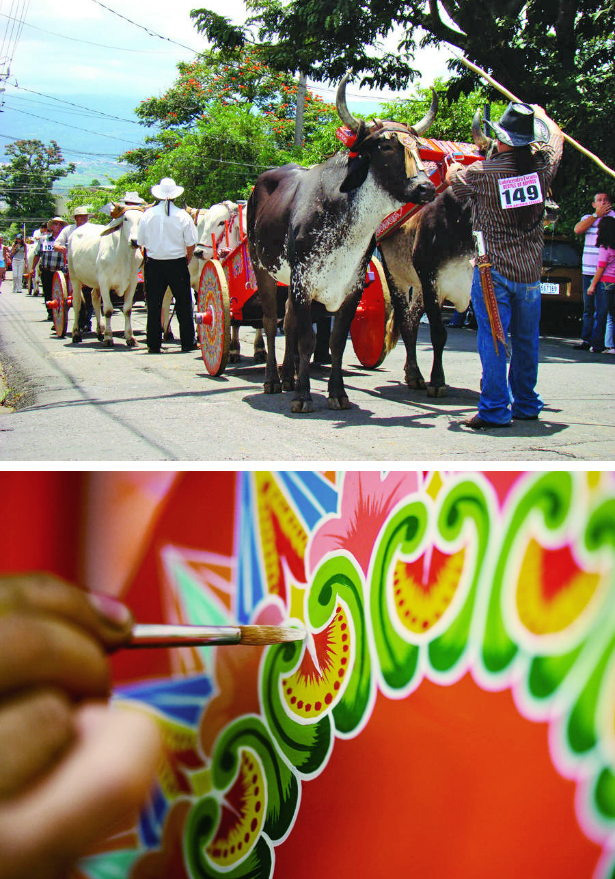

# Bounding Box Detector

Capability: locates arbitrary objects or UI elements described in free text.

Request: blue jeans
[588,276,610,351]
[471,267,543,424]
[582,274,606,345]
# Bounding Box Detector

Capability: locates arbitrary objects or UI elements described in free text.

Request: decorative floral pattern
[78,471,615,879]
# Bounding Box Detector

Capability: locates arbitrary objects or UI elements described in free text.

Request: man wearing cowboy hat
[53,206,92,255]
[137,177,198,354]
[121,191,145,206]
[54,206,95,332]
[32,217,68,321]
[446,103,565,429]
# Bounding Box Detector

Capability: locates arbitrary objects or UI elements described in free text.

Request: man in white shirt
[137,177,198,354]
[573,192,614,350]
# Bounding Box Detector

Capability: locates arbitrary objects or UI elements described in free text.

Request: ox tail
[384,307,400,354]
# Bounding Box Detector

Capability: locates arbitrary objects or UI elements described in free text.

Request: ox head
[193,201,242,261]
[100,205,146,248]
[336,71,436,206]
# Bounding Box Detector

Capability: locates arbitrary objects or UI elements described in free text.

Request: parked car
[540,234,583,331]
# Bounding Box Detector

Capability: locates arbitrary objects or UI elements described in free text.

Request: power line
[6,106,141,145]
[5,83,141,125]
[89,0,201,54]
[0,10,181,54]
[0,132,124,159]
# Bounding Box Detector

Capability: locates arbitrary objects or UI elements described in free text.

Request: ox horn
[336,70,361,134]
[471,108,492,151]
[412,87,438,136]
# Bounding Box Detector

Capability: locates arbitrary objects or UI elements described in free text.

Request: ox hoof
[71,334,82,345]
[281,378,295,392]
[229,351,241,364]
[253,349,267,364]
[163,331,174,342]
[126,337,137,348]
[264,380,282,394]
[103,337,114,348]
[406,380,426,390]
[427,384,447,398]
[97,332,104,342]
[328,396,351,411]
[291,398,314,413]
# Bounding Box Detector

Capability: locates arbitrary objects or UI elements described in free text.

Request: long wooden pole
[453,52,615,180]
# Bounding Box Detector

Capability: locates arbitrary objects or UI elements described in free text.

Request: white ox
[25,241,40,295]
[67,207,144,346]
[161,201,244,340]
[191,201,265,363]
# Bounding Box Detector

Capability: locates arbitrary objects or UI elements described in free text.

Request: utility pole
[294,73,307,147]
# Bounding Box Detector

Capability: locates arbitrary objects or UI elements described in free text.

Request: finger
[0,613,110,699]
[0,689,74,799]
[0,573,134,650]
[0,704,162,879]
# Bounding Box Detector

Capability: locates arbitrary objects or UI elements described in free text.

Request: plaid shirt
[449,128,564,283]
[34,233,65,272]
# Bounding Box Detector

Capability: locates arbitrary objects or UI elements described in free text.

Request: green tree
[0,139,75,232]
[118,47,339,205]
[193,1,615,234]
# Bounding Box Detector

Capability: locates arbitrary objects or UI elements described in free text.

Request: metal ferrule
[130,624,242,648]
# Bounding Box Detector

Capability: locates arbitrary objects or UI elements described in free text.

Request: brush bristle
[239,625,305,646]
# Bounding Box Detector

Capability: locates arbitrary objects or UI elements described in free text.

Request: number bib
[498,173,543,210]
[41,240,55,253]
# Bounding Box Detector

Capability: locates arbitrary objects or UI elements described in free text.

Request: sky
[0,0,454,191]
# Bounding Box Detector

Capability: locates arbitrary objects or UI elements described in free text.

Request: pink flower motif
[308,471,421,578]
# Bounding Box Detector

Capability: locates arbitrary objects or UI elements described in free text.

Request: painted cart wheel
[350,257,392,368]
[51,270,69,338]
[196,259,230,376]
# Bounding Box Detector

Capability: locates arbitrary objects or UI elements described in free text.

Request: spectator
[0,236,6,289]
[32,221,47,242]
[446,103,564,428]
[573,192,614,350]
[587,215,615,354]
[10,234,27,293]
[31,217,67,321]
[0,572,161,879]
[137,177,198,354]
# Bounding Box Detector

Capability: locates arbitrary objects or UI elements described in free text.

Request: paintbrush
[125,623,305,649]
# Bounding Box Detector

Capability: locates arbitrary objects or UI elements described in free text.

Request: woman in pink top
[588,215,615,353]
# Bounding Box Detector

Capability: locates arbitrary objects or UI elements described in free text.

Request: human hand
[588,286,595,295]
[596,201,612,217]
[0,573,161,879]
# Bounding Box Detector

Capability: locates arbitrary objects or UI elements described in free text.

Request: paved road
[0,280,613,462]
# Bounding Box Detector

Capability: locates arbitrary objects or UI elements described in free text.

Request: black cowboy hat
[484,101,550,147]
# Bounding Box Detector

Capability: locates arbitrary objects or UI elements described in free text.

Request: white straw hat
[150,177,184,200]
[122,191,145,204]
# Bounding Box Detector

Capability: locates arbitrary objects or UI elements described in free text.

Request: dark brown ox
[247,72,437,412]
[381,113,559,396]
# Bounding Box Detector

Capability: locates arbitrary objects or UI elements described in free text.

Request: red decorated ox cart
[194,137,482,377]
[194,203,392,376]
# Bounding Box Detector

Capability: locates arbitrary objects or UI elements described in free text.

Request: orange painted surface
[275,673,602,878]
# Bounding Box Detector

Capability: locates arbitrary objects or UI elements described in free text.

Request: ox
[67,207,144,346]
[25,241,40,295]
[191,201,265,363]
[380,112,490,395]
[247,72,437,412]
[380,115,558,396]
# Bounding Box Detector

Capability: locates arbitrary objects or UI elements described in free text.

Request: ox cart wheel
[196,259,230,376]
[350,257,392,368]
[49,270,71,338]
